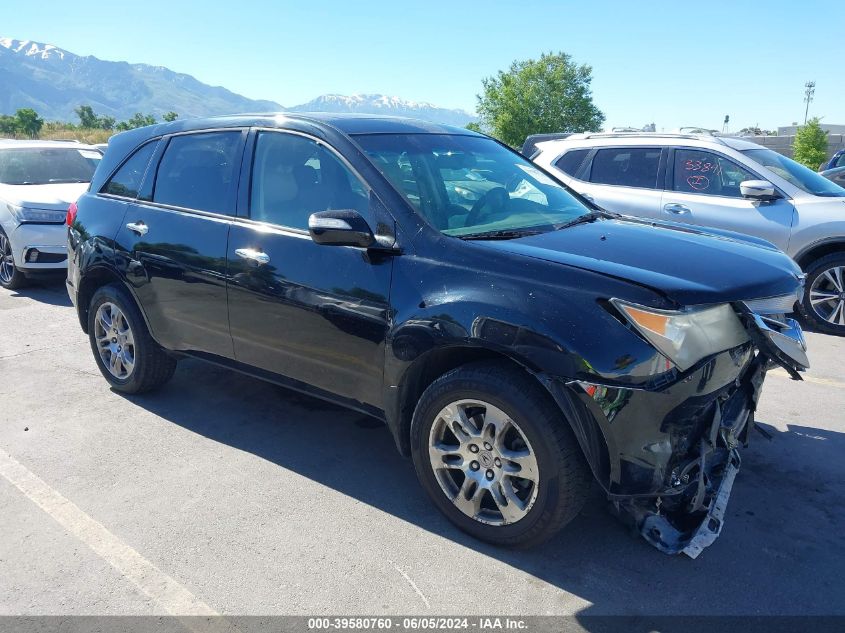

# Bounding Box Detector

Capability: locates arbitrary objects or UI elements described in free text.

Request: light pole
[804,81,816,124]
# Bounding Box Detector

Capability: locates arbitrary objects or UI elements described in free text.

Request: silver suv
[531,133,845,335]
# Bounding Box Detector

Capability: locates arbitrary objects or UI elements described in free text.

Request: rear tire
[88,283,177,393]
[410,361,591,548]
[799,253,845,336]
[0,228,27,290]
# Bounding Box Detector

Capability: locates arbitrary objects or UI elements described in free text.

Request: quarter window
[102,142,156,198]
[673,149,756,197]
[554,149,590,178]
[589,148,661,189]
[250,132,368,230]
[152,131,242,214]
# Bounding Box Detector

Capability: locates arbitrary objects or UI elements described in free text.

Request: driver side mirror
[308,209,375,248]
[740,180,781,201]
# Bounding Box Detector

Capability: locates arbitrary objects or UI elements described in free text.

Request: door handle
[663,203,691,215]
[126,221,148,235]
[235,248,270,265]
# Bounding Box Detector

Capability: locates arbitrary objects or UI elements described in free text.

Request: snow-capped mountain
[290,94,475,126]
[0,37,477,126]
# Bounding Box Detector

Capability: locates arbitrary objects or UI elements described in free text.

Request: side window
[554,148,590,178]
[102,141,157,198]
[673,149,756,197]
[589,148,661,188]
[835,153,845,169]
[152,131,242,214]
[250,132,368,230]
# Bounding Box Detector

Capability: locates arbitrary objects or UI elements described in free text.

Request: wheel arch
[77,267,154,338]
[387,345,610,488]
[795,239,845,271]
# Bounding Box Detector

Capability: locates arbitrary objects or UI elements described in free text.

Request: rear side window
[152,131,242,214]
[835,153,845,169]
[589,148,661,189]
[554,149,590,178]
[672,149,756,197]
[102,142,156,198]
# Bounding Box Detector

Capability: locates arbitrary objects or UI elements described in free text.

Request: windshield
[742,148,845,198]
[354,134,590,237]
[0,147,101,185]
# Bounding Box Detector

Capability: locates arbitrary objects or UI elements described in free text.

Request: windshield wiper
[458,228,546,241]
[554,209,620,231]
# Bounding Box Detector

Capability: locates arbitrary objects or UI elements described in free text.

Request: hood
[0,182,90,212]
[482,218,803,306]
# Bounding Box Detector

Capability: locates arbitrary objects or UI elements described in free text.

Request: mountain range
[0,38,476,127]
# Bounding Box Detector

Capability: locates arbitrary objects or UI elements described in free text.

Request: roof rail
[578,132,728,145]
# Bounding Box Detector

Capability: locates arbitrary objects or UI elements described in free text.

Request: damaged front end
[565,302,808,558]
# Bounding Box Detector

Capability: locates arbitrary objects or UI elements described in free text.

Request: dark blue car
[823,148,845,171]
[66,113,809,556]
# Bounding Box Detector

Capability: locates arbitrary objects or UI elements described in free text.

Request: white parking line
[0,447,218,616]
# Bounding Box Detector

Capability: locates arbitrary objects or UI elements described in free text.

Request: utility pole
[804,81,816,124]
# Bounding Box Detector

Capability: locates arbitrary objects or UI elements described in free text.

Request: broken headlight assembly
[610,300,750,371]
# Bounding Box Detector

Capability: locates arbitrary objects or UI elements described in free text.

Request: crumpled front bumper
[570,311,808,558]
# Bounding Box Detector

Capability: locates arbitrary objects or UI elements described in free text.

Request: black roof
[140,112,479,137]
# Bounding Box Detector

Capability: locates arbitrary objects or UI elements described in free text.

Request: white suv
[0,140,102,289]
[531,133,845,335]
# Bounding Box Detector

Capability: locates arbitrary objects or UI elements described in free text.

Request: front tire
[410,361,591,548]
[88,284,177,393]
[799,253,845,335]
[0,228,27,290]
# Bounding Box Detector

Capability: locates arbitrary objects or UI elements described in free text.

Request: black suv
[67,114,808,554]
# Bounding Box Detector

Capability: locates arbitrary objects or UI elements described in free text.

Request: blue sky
[4,0,843,131]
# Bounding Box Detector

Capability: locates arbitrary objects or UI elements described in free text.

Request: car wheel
[799,253,845,335]
[88,284,177,393]
[0,229,27,290]
[410,361,592,548]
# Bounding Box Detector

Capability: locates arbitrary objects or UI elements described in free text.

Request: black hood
[482,218,803,306]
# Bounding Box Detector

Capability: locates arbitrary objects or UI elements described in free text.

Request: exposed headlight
[611,299,750,371]
[7,204,66,224]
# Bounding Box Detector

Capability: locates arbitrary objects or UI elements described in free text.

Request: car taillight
[66,201,78,226]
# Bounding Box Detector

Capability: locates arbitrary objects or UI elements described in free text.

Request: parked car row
[529,132,845,334]
[57,113,813,557]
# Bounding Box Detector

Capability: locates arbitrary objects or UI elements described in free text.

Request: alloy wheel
[428,399,539,526]
[809,265,845,326]
[0,233,15,285]
[94,302,136,379]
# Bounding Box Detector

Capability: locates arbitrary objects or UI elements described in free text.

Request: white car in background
[530,132,845,335]
[0,140,101,289]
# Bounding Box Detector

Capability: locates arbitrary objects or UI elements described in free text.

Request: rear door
[660,147,795,251]
[569,146,666,218]
[113,129,246,357]
[225,129,392,408]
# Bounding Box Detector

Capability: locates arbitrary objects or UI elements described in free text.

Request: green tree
[792,117,828,170]
[75,104,99,128]
[0,114,18,136]
[162,111,179,122]
[465,121,482,133]
[475,52,604,147]
[97,115,116,130]
[14,108,44,138]
[116,113,157,131]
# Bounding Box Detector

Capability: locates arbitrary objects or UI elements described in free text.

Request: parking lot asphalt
[1,280,844,618]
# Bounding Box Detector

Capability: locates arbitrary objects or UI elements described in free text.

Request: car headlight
[611,299,750,371]
[7,204,67,224]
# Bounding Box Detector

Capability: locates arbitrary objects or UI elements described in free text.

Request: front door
[226,129,392,408]
[113,129,246,357]
[660,147,795,252]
